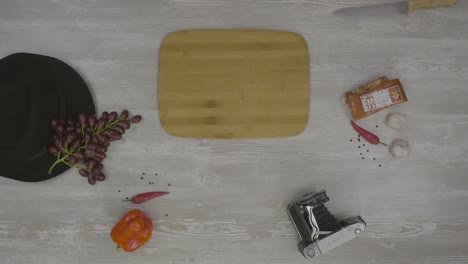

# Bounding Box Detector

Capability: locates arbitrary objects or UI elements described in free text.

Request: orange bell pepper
[110,209,153,252]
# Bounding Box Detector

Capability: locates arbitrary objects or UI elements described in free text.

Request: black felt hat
[0,53,95,182]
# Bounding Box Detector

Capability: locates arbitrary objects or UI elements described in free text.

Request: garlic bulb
[390,139,410,158]
[386,113,408,130]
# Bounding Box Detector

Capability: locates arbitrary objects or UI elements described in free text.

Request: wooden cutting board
[158,29,310,139]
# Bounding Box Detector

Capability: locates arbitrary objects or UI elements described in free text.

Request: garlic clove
[390,139,410,158]
[386,113,408,130]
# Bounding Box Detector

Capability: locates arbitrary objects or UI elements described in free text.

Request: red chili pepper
[123,192,169,204]
[350,121,387,146]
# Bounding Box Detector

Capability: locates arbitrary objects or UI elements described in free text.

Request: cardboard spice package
[345,77,408,120]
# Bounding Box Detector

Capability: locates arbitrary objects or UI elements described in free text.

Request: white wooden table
[1,1,468,263]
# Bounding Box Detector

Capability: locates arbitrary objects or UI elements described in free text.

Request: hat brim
[0,53,95,182]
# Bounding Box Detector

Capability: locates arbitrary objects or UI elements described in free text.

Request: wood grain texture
[409,0,457,12]
[159,29,309,139]
[0,0,467,264]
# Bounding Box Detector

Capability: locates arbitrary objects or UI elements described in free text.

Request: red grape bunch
[47,110,142,185]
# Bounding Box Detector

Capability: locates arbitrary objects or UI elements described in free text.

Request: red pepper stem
[379,142,387,146]
[116,245,121,252]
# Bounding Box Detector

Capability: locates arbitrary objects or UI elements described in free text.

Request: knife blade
[333,1,408,19]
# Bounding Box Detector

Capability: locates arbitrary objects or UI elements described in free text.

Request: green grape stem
[94,117,130,136]
[48,147,90,174]
[48,151,71,174]
[62,160,90,174]
[48,114,132,175]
